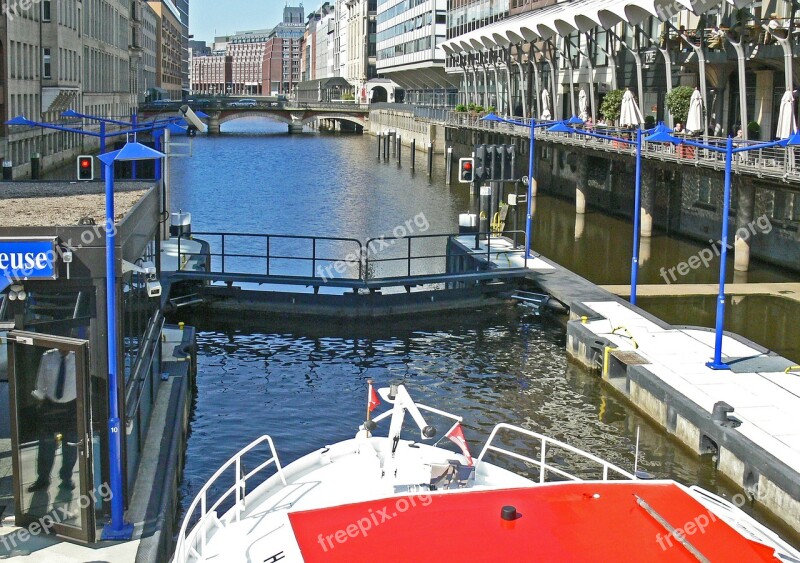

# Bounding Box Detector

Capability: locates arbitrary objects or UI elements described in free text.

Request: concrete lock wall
[368,110,447,154]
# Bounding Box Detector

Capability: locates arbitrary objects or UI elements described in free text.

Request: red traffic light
[77,156,94,181]
[462,161,473,171]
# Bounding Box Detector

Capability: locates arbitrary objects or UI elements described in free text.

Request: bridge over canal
[140,101,370,134]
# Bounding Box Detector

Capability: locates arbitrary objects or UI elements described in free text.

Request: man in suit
[27,349,78,492]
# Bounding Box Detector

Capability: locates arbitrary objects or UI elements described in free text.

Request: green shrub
[599,90,625,124]
[487,105,496,114]
[341,92,355,101]
[455,104,468,112]
[747,120,761,138]
[665,86,694,126]
[467,103,476,112]
[644,115,656,129]
[473,105,484,113]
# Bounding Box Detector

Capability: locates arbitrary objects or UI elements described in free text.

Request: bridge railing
[177,232,365,281]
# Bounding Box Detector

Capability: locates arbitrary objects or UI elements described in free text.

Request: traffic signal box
[77,156,94,181]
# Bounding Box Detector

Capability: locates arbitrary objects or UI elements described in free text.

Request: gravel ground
[0,181,153,227]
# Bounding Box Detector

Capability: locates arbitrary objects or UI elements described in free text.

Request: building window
[42,0,51,22]
[43,49,52,79]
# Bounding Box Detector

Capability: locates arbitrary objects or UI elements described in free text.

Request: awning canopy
[441,0,743,55]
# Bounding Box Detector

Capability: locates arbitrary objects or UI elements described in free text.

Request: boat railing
[477,423,636,483]
[174,435,287,562]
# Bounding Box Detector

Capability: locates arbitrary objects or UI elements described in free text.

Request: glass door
[7,331,95,543]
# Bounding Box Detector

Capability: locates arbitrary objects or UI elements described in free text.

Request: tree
[665,86,694,125]
[599,90,625,124]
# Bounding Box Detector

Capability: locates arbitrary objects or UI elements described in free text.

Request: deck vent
[501,506,518,521]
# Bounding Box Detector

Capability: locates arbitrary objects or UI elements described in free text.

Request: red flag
[446,422,473,466]
[368,383,380,412]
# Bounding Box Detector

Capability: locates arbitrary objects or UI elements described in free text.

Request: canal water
[169,118,799,545]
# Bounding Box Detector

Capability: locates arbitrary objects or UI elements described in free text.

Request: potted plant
[486,105,496,114]
[455,104,467,113]
[665,86,694,127]
[599,89,624,126]
[747,120,761,140]
[644,115,656,130]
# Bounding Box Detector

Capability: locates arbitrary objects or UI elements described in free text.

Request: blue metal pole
[630,128,643,305]
[526,119,535,258]
[100,123,106,181]
[707,136,734,370]
[102,160,133,539]
[131,113,138,180]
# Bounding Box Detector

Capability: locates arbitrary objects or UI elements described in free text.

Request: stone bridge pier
[207,112,221,135]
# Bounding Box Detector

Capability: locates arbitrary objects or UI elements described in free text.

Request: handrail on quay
[443,113,800,183]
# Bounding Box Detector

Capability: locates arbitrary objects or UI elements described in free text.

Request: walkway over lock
[165,231,534,293]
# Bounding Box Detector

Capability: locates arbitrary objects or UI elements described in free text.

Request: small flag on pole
[446,422,473,466]
[368,381,380,413]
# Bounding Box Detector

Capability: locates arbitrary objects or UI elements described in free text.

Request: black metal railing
[172,231,530,287]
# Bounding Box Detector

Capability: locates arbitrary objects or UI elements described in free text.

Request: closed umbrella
[578,89,589,121]
[776,90,797,139]
[619,88,643,127]
[685,88,704,134]
[541,89,552,120]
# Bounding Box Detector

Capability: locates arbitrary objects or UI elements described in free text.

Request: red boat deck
[290,482,779,562]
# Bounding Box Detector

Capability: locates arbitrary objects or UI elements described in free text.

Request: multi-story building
[376,0,456,105]
[131,0,159,104]
[302,10,322,81]
[147,0,184,100]
[333,0,349,77]
[190,50,233,95]
[227,29,273,95]
[316,4,337,79]
[344,0,378,98]
[266,6,305,95]
[174,0,190,98]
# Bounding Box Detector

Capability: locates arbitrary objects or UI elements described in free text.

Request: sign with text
[0,238,59,282]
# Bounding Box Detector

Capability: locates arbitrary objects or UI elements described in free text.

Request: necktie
[55,354,67,400]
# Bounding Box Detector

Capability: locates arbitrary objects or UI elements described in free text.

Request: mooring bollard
[446,147,453,184]
[428,143,433,178]
[397,135,402,164]
[411,139,416,170]
[384,132,389,160]
[377,133,382,160]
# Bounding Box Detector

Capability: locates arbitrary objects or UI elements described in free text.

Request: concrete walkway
[602,283,800,304]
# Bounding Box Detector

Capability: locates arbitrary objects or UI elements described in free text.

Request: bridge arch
[301,114,367,128]
[217,111,294,127]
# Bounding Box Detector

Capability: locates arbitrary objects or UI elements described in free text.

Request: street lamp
[643,128,800,369]
[479,113,556,259]
[97,141,166,540]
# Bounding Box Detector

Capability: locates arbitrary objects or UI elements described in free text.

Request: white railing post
[539,437,547,483]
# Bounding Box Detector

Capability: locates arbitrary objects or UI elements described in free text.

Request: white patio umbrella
[619,88,644,128]
[578,89,589,121]
[541,88,552,120]
[685,88,705,135]
[776,90,797,139]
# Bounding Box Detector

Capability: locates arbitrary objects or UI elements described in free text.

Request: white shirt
[32,349,77,404]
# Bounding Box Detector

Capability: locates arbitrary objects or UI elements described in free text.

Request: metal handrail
[174,435,286,562]
[443,115,800,181]
[477,423,635,483]
[178,232,365,280]
[364,231,529,279]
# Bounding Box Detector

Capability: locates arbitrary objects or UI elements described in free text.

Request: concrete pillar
[734,176,756,272]
[288,121,304,134]
[575,152,588,214]
[208,112,221,135]
[640,166,657,238]
[754,70,773,141]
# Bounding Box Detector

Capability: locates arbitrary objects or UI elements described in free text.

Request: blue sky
[190,1,299,43]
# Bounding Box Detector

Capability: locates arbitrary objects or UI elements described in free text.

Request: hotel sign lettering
[0,238,59,282]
